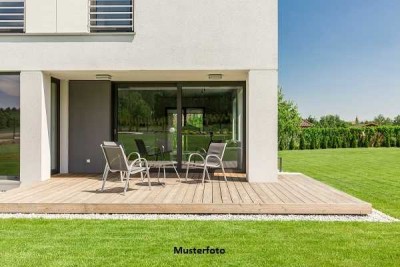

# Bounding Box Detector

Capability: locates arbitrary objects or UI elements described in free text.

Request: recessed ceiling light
[96,74,112,80]
[208,74,223,80]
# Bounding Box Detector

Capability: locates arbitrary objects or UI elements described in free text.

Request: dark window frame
[112,81,247,173]
[50,77,60,175]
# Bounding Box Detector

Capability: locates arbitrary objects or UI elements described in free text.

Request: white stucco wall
[0,0,277,71]
[26,0,57,33]
[3,0,278,183]
[57,0,89,33]
[246,70,278,182]
[20,71,51,185]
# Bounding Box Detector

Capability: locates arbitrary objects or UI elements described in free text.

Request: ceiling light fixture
[95,74,112,80]
[208,74,223,80]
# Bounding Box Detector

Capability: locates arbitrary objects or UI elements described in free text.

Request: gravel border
[0,209,397,222]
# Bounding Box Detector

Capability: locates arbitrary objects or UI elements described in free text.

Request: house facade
[0,0,278,185]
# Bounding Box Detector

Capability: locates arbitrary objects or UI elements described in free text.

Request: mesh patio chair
[100,143,151,194]
[135,139,161,160]
[185,142,228,184]
[101,141,140,182]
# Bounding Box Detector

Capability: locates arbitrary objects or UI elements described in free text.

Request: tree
[278,87,302,150]
[306,115,319,126]
[373,114,392,126]
[319,115,348,128]
[355,116,360,125]
[393,115,400,126]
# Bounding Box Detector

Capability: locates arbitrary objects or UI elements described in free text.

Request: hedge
[281,126,400,150]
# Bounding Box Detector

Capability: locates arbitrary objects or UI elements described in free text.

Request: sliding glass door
[181,85,245,171]
[114,82,245,172]
[115,84,179,169]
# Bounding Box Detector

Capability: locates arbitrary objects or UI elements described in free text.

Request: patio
[0,173,371,215]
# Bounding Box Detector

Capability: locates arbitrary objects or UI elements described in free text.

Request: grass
[279,148,400,218]
[0,143,19,176]
[0,220,399,267]
[0,148,399,266]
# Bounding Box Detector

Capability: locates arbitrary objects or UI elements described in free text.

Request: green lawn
[279,148,400,218]
[0,220,399,267]
[0,143,19,176]
[0,148,399,266]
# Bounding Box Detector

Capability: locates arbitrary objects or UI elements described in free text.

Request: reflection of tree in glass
[186,114,203,131]
[118,91,151,131]
[0,108,20,131]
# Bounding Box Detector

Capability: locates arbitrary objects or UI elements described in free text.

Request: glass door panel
[116,86,178,167]
[0,74,20,179]
[182,86,245,171]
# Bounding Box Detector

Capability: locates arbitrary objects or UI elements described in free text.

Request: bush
[279,126,400,150]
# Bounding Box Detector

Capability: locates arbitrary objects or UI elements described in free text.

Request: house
[0,0,278,185]
[300,119,313,128]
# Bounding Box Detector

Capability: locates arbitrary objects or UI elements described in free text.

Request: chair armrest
[130,157,149,169]
[187,153,205,163]
[127,152,141,161]
[205,154,223,167]
[199,148,207,155]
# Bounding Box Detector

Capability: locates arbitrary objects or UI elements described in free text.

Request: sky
[279,0,400,121]
[0,75,19,109]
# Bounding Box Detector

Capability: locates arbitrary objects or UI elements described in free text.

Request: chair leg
[163,165,166,180]
[173,165,181,182]
[140,171,144,182]
[101,166,109,191]
[185,162,190,181]
[205,167,211,181]
[220,160,228,182]
[120,171,124,182]
[146,169,152,190]
[202,166,207,184]
[123,172,130,195]
[221,166,227,182]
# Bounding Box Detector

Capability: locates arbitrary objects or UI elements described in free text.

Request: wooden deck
[0,173,372,215]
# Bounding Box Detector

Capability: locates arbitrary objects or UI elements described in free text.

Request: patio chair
[101,141,140,182]
[100,143,151,194]
[185,142,228,184]
[135,139,161,160]
[198,139,224,156]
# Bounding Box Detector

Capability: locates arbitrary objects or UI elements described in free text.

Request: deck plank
[219,176,233,204]
[202,181,213,204]
[241,181,263,204]
[212,177,222,204]
[249,183,276,204]
[232,177,253,203]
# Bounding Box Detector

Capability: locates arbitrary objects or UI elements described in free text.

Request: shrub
[280,126,400,150]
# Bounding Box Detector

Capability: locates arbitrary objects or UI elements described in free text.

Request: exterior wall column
[20,71,51,185]
[246,70,278,182]
[60,80,69,173]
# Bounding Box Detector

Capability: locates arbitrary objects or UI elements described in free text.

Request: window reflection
[117,87,178,165]
[0,74,20,179]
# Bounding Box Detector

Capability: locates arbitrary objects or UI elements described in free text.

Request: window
[89,0,133,33]
[114,83,246,172]
[0,74,20,180]
[0,0,25,33]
